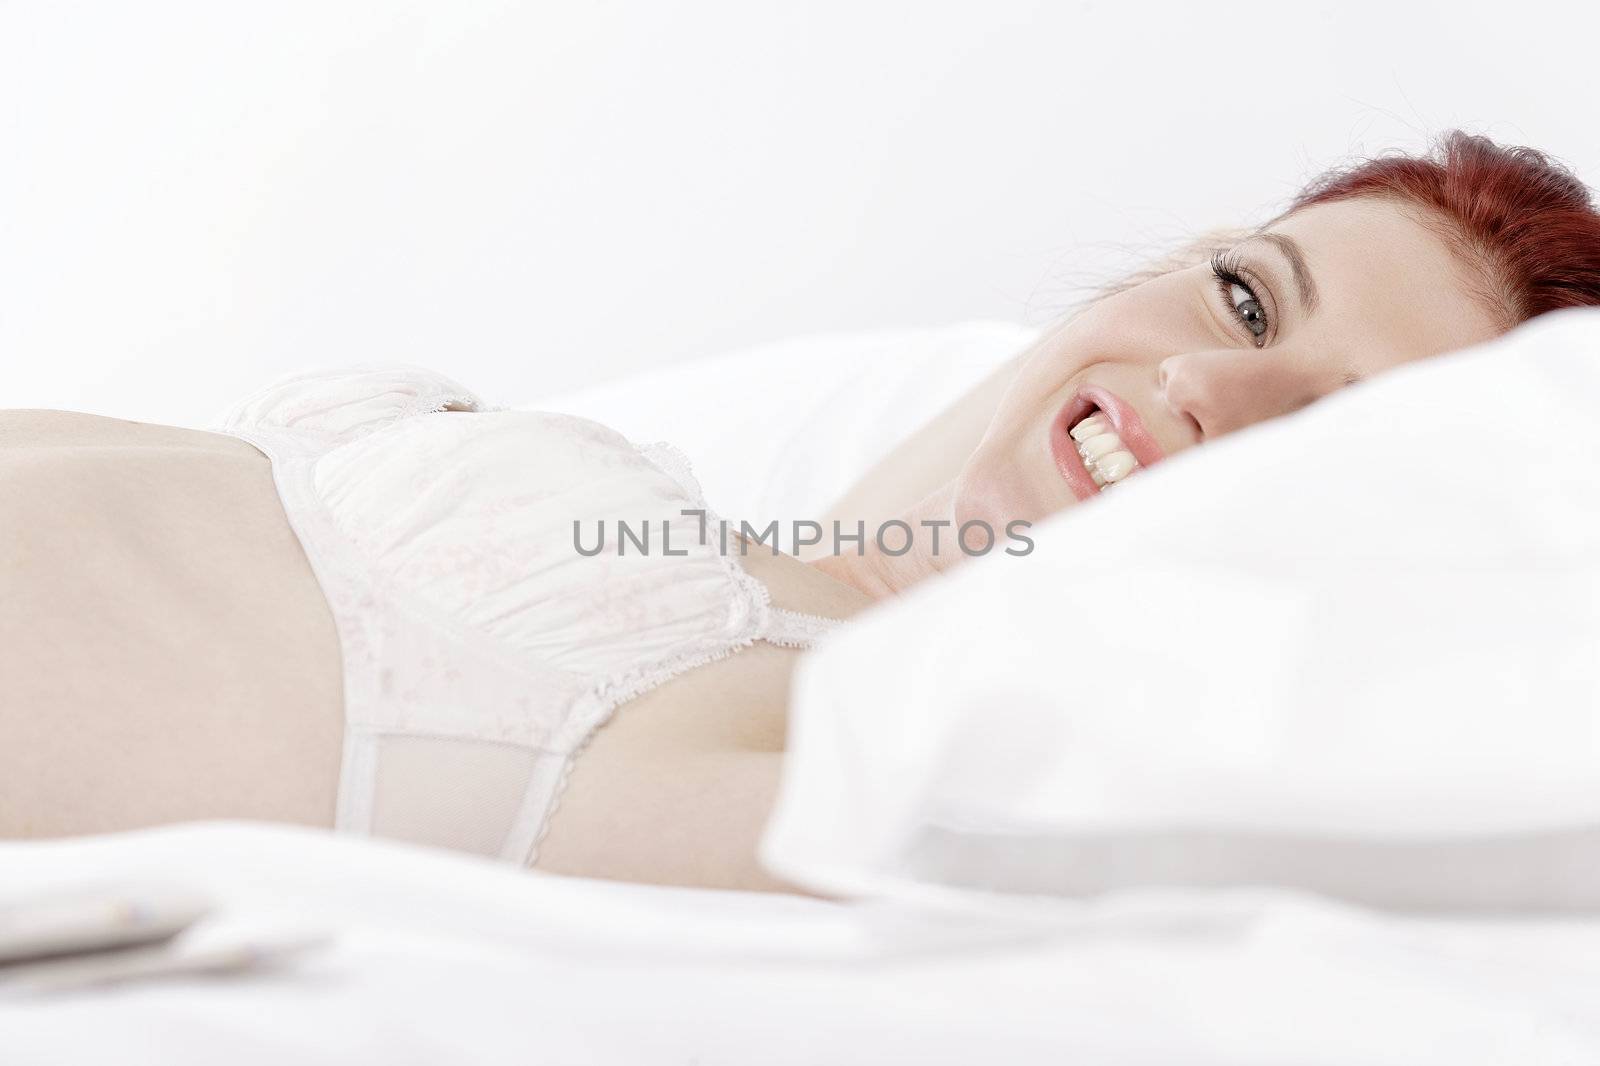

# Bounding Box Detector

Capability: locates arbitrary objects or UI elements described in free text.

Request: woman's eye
[1228,282,1268,340]
[1210,251,1272,346]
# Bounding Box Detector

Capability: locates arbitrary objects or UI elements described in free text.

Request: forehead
[1263,196,1503,364]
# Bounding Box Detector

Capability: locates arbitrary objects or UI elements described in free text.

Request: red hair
[1284,131,1600,330]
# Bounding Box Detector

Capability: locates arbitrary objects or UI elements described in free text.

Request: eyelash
[1209,250,1270,347]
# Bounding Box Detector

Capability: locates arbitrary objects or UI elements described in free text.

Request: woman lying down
[5,131,1600,894]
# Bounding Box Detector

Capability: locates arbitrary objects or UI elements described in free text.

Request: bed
[7,315,1600,1062]
[6,822,1600,1065]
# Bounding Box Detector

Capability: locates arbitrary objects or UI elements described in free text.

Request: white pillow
[520,321,1039,526]
[760,307,1600,913]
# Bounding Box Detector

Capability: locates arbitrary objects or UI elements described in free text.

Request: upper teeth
[1068,412,1139,488]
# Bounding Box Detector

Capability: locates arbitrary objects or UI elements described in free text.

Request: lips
[1047,386,1167,501]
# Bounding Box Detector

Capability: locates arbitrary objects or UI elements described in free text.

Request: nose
[1157,348,1322,444]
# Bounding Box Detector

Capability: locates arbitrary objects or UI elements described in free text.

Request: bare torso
[0,409,873,892]
[0,410,346,837]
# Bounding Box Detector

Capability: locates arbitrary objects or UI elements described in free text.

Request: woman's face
[954,195,1506,528]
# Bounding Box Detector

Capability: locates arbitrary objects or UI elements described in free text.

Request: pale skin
[0,196,1505,892]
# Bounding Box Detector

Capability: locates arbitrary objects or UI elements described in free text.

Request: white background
[3,0,1596,425]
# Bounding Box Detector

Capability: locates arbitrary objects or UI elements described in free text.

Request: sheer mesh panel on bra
[369,735,544,858]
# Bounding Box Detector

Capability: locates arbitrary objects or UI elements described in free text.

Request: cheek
[985,313,1105,440]
[1017,303,1114,390]
[951,459,1060,530]
[983,297,1144,445]
[960,306,1126,492]
[1009,284,1182,394]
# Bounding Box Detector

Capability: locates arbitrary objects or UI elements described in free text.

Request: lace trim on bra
[764,606,844,648]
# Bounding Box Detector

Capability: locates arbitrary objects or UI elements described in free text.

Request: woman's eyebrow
[1244,232,1319,315]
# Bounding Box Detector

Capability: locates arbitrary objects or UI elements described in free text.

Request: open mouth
[1049,387,1165,503]
[1066,405,1141,489]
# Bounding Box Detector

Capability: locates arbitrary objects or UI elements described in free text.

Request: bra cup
[311,409,758,681]
[217,364,491,442]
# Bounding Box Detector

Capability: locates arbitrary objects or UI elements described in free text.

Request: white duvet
[4,822,1600,1064]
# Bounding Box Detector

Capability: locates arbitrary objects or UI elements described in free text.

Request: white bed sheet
[4,823,1600,1064]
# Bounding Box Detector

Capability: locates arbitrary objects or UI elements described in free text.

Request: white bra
[216,366,841,865]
